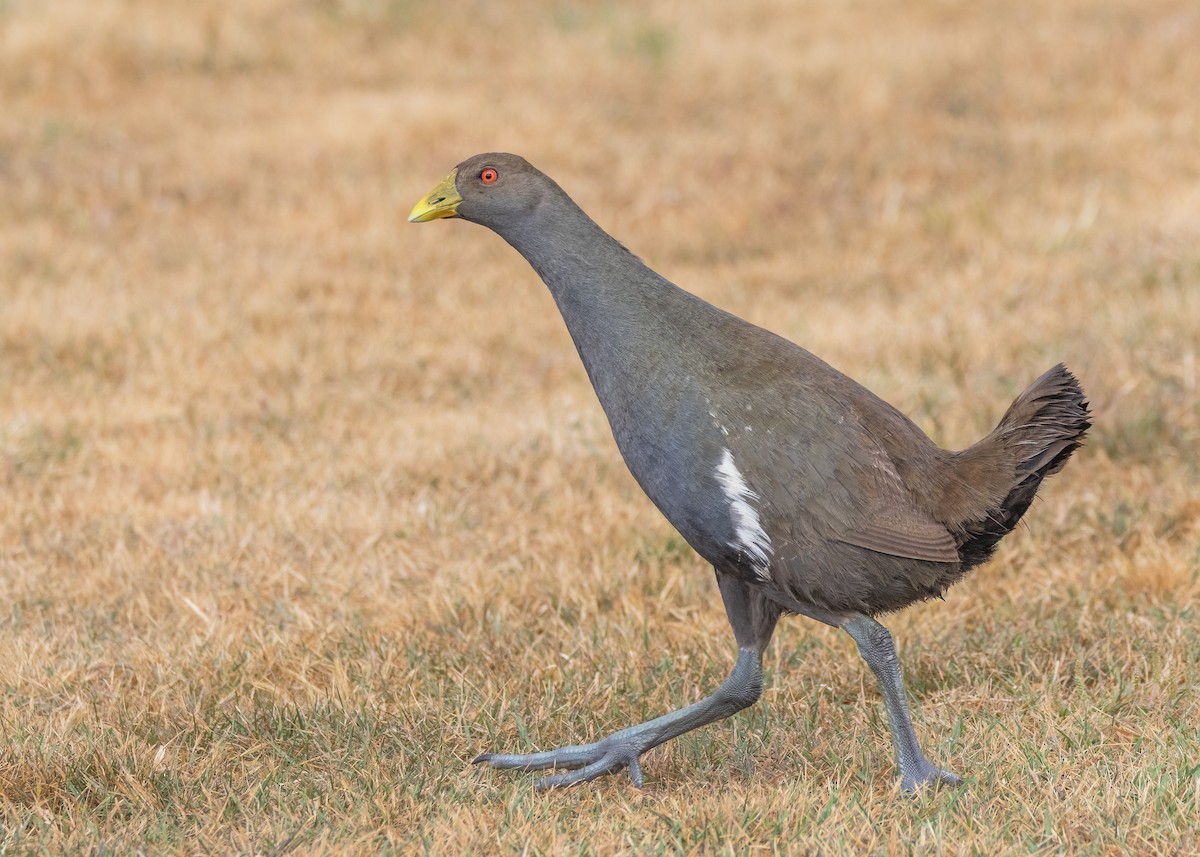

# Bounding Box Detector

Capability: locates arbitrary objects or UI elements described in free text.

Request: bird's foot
[473,732,650,789]
[473,649,764,790]
[900,759,963,793]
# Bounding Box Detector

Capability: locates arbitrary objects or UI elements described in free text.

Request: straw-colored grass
[1,0,1198,853]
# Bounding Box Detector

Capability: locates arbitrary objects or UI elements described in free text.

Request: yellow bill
[408,169,462,222]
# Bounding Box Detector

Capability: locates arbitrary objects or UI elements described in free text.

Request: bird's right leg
[842,613,963,792]
[473,573,780,789]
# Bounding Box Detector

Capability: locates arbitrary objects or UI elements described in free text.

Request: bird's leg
[842,614,963,792]
[474,649,763,788]
[473,575,779,789]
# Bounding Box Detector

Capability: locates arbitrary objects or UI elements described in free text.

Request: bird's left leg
[473,573,780,789]
[842,613,963,792]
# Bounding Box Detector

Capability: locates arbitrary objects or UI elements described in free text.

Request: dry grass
[1,0,1198,853]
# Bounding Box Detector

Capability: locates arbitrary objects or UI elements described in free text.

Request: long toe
[472,744,598,772]
[901,764,964,793]
[474,738,648,788]
[934,769,964,788]
[536,758,626,789]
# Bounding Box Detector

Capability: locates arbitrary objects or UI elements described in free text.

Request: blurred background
[1,0,1198,851]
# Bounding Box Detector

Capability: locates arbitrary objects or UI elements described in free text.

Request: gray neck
[486,194,697,401]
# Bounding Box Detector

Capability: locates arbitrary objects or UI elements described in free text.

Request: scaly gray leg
[473,648,762,788]
[473,574,780,789]
[842,613,963,792]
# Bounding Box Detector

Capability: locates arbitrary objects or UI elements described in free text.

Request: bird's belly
[607,413,769,582]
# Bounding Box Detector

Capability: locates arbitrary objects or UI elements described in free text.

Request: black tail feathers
[958,364,1091,570]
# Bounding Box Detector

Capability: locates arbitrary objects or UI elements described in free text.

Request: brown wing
[835,511,959,563]
[711,351,961,566]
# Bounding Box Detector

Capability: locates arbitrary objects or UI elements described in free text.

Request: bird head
[408,153,547,229]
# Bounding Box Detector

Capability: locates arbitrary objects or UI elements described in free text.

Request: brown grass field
[2,0,1199,853]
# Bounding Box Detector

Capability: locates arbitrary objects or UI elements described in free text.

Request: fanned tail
[956,364,1091,570]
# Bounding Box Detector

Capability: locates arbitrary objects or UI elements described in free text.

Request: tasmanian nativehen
[409,153,1090,791]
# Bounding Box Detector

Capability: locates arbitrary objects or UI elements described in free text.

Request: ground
[1,0,1198,853]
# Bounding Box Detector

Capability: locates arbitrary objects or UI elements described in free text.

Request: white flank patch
[715,447,773,581]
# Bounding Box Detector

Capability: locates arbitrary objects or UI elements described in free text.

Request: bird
[408,153,1090,792]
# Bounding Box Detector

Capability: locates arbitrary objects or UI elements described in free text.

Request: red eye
[480,167,498,185]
